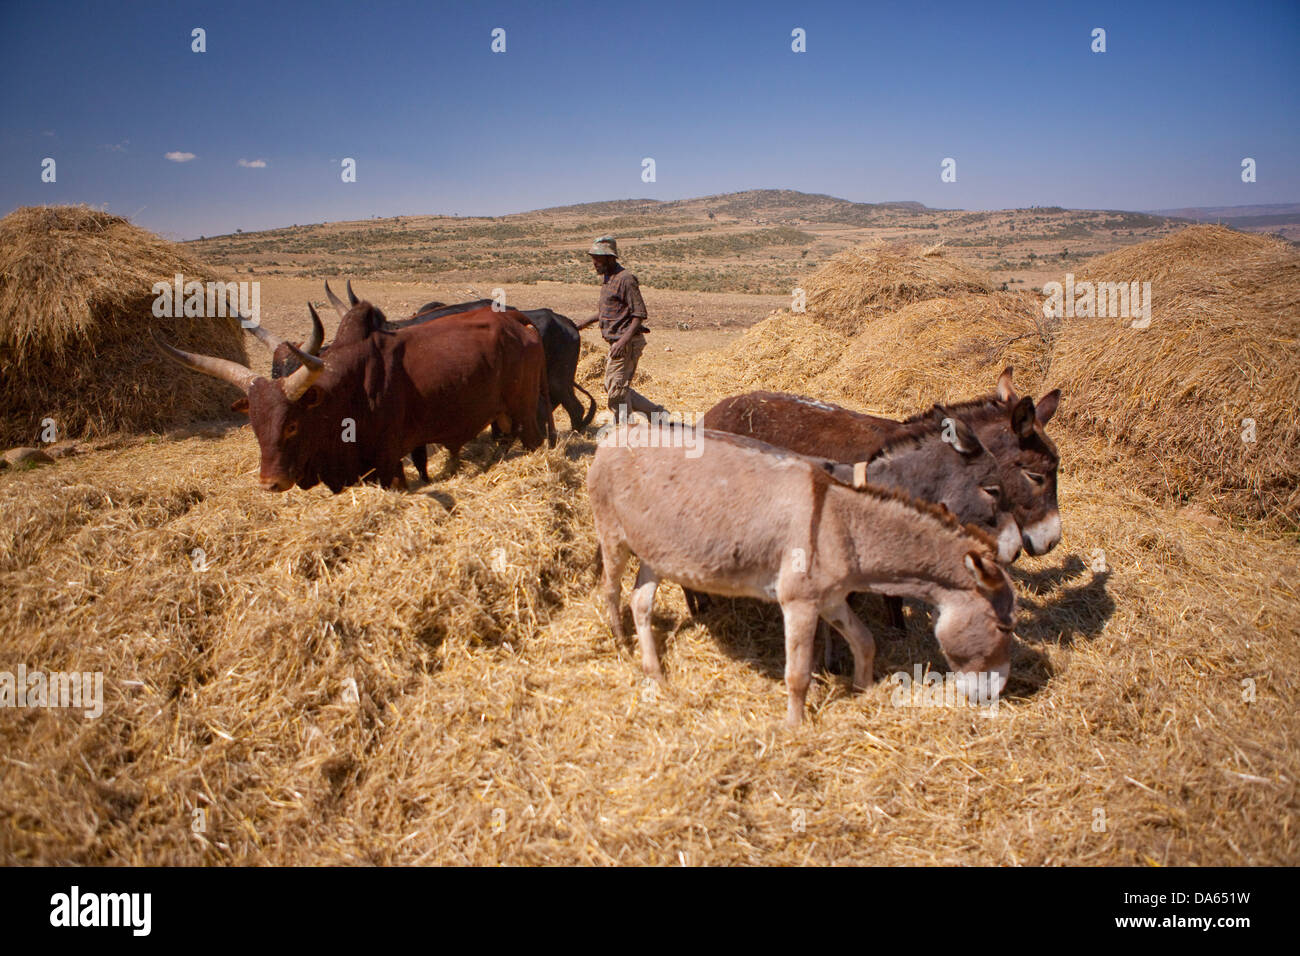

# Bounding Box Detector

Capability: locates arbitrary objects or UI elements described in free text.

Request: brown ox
[155,300,553,493]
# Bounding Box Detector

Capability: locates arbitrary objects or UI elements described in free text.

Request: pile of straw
[690,311,851,397]
[0,206,248,446]
[814,290,1055,414]
[1048,226,1300,527]
[804,240,993,336]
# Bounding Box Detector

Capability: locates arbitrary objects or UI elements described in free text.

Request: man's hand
[609,334,631,360]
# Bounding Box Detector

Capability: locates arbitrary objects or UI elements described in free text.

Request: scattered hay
[813,290,1056,414]
[689,310,851,396]
[0,433,596,864]
[1048,226,1300,528]
[0,205,248,446]
[803,240,994,336]
[2,420,1296,865]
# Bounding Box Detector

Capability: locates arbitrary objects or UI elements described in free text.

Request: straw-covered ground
[1,226,1296,865]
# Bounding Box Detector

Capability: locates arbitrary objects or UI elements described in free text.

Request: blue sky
[2,0,1296,238]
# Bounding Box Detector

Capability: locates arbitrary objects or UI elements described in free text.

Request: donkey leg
[601,540,631,646]
[630,562,664,683]
[780,601,820,727]
[885,596,906,633]
[823,599,877,692]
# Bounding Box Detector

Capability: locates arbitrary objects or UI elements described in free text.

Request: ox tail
[574,382,598,431]
[536,348,557,449]
[594,542,603,577]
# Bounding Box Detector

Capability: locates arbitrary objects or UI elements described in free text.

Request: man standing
[575,235,668,422]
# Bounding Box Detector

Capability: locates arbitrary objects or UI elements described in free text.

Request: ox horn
[324,280,349,318]
[280,344,325,402]
[244,320,286,354]
[304,302,325,355]
[151,329,256,393]
[346,279,359,307]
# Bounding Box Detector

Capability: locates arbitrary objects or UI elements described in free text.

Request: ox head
[153,319,337,492]
[268,302,325,379]
[272,283,388,380]
[993,368,1063,556]
[325,280,389,345]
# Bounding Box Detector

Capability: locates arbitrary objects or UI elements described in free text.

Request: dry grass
[813,290,1055,414]
[1048,226,1300,528]
[688,311,852,397]
[1,224,1297,866]
[2,409,1296,865]
[803,240,994,336]
[0,205,248,446]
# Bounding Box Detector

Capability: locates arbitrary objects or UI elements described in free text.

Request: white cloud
[237,158,267,168]
[165,151,196,163]
[103,140,129,153]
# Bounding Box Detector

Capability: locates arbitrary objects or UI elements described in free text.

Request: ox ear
[997,366,1017,402]
[230,397,249,415]
[1035,389,1061,426]
[1011,396,1037,439]
[964,551,1004,593]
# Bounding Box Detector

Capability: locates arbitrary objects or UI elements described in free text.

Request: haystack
[814,290,1055,414]
[803,240,993,336]
[689,310,851,396]
[1047,225,1300,527]
[0,205,248,446]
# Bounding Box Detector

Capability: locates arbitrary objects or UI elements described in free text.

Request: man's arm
[575,315,599,331]
[609,315,644,359]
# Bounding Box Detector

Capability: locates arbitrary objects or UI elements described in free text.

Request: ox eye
[283,422,298,439]
[1023,471,1045,486]
[980,486,1000,499]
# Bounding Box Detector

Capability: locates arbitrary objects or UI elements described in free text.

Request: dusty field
[2,261,1297,865]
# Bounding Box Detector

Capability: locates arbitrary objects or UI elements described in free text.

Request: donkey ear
[950,417,985,457]
[1035,389,1061,426]
[964,551,1004,592]
[997,366,1017,402]
[1011,396,1037,439]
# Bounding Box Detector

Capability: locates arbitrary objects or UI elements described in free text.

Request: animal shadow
[1011,555,1115,649]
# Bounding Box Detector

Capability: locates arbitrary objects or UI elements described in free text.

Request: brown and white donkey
[588,425,1017,726]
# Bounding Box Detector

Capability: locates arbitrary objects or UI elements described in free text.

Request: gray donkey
[588,425,1017,726]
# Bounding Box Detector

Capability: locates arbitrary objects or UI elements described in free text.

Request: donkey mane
[867,410,958,461]
[901,394,1005,425]
[696,425,999,558]
[814,465,1000,556]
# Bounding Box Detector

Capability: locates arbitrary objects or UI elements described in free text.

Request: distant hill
[188,188,1200,295]
[518,190,940,227]
[1146,203,1300,235]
